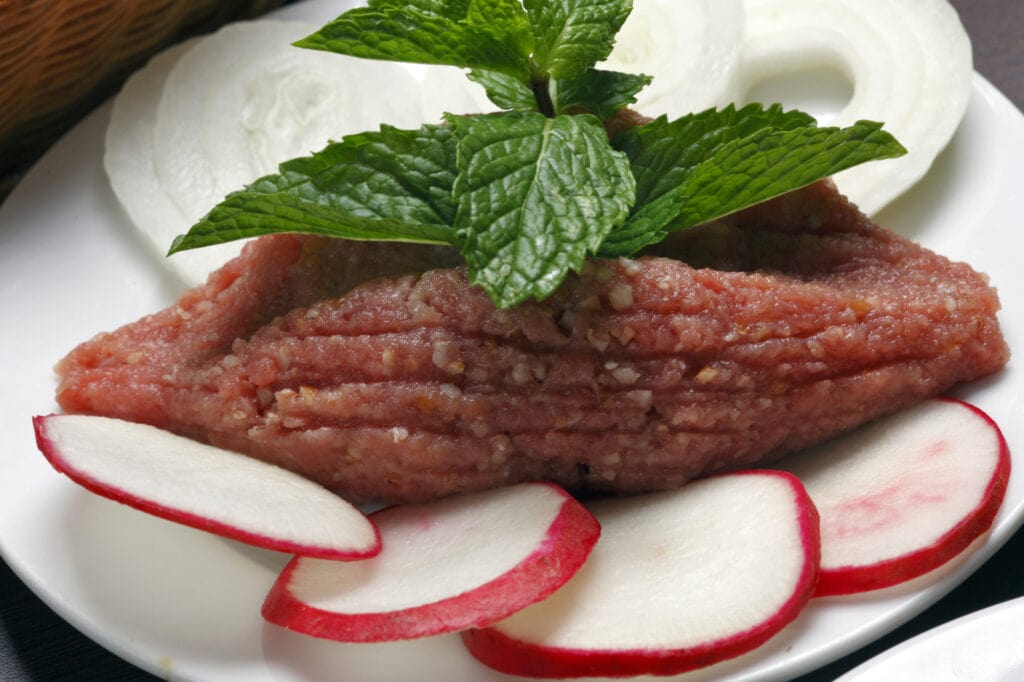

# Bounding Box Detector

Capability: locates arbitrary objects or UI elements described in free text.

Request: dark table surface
[2,1,1022,680]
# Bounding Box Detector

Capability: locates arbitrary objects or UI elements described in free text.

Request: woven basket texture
[0,0,286,192]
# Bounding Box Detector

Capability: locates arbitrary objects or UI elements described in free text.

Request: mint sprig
[294,0,534,78]
[448,111,634,307]
[553,68,652,118]
[524,0,631,79]
[467,67,650,117]
[170,124,458,253]
[169,0,907,309]
[600,105,907,256]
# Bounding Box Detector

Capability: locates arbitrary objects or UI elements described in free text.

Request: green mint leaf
[467,0,534,56]
[368,0,469,14]
[619,104,817,209]
[662,120,907,225]
[524,0,632,79]
[447,111,635,307]
[600,110,907,256]
[467,68,537,110]
[468,67,650,117]
[296,2,532,77]
[552,67,651,117]
[169,195,452,253]
[169,124,459,254]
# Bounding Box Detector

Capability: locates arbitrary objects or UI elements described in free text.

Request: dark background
[2,0,1022,679]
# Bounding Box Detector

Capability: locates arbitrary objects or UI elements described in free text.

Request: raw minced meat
[55,180,1009,503]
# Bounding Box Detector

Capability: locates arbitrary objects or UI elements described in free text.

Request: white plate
[837,596,1024,681]
[1,1,1023,679]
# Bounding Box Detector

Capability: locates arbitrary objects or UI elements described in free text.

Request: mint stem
[531,77,556,117]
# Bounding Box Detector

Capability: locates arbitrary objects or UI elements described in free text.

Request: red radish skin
[783,398,1010,597]
[32,414,381,560]
[262,483,600,642]
[462,471,820,679]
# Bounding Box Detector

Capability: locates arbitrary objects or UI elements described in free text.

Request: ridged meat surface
[56,181,1008,503]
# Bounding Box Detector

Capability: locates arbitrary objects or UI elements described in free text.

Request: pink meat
[55,181,1009,503]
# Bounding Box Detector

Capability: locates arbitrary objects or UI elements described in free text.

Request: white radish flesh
[262,483,600,642]
[32,414,379,560]
[779,398,1010,596]
[725,0,972,216]
[601,0,745,119]
[463,471,819,678]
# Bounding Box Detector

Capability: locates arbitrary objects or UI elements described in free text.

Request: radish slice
[32,414,380,560]
[779,398,1010,596]
[725,0,972,215]
[262,483,600,642]
[463,471,819,678]
[601,0,745,118]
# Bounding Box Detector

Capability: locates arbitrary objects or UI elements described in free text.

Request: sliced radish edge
[463,471,820,678]
[32,414,381,560]
[262,483,601,642]
[814,398,1011,596]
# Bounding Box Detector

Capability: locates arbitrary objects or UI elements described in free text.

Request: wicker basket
[0,0,286,195]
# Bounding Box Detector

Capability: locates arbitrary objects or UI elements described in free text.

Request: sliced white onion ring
[150,20,427,284]
[104,40,206,285]
[601,0,745,119]
[726,0,972,216]
[108,20,497,287]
